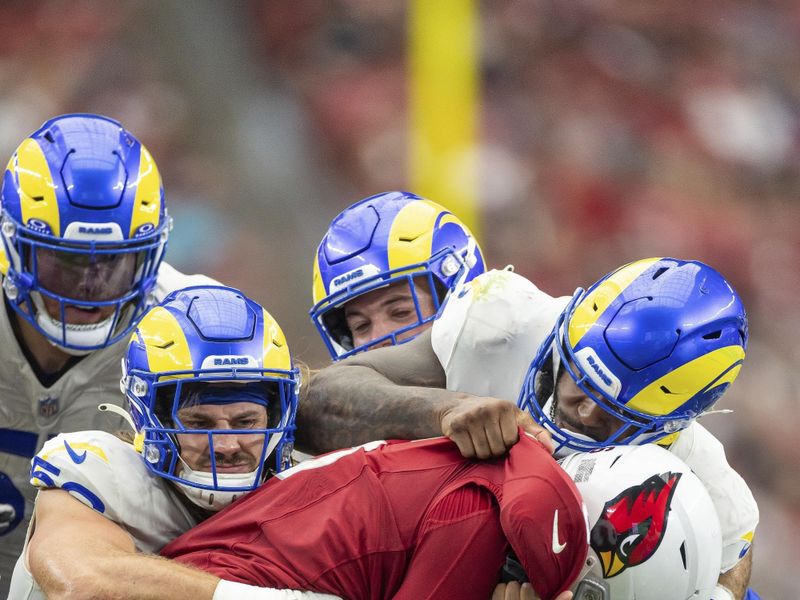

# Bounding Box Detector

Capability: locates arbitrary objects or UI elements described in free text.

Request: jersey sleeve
[390,484,507,600]
[669,422,759,571]
[31,431,134,521]
[30,431,195,552]
[154,262,222,302]
[431,269,569,401]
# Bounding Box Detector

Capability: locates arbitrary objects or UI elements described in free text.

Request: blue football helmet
[0,113,170,352]
[122,285,298,511]
[311,190,485,360]
[519,257,748,452]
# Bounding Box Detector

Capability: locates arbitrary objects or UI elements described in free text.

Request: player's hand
[440,396,555,459]
[491,582,573,600]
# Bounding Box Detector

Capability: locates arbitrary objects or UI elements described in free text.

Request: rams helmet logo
[589,472,681,578]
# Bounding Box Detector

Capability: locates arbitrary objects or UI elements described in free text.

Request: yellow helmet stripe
[627,345,745,415]
[0,246,9,275]
[568,258,662,348]
[262,307,291,372]
[14,139,60,235]
[312,252,327,304]
[387,200,443,271]
[128,146,162,238]
[138,307,193,378]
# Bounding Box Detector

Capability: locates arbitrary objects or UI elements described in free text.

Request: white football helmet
[560,445,721,600]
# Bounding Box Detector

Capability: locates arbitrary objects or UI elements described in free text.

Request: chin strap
[175,465,261,512]
[31,292,114,354]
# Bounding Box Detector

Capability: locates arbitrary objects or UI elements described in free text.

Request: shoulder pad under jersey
[154,262,222,303]
[30,431,196,552]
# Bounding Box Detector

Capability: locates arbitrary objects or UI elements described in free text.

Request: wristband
[213,579,342,600]
[712,584,735,600]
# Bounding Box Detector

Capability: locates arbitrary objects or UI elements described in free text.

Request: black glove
[500,552,529,583]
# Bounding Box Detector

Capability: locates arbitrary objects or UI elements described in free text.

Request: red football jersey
[162,432,587,600]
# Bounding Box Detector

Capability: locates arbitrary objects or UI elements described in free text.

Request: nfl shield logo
[38,396,59,419]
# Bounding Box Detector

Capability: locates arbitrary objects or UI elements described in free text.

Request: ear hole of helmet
[430,276,448,304]
[320,306,353,350]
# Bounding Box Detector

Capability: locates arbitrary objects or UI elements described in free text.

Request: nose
[576,400,609,427]
[576,399,624,436]
[356,318,395,349]
[370,335,393,349]
[76,263,106,296]
[212,429,243,456]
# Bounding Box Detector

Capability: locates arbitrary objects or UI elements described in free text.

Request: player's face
[34,247,139,324]
[175,402,269,474]
[343,279,437,349]
[552,365,626,442]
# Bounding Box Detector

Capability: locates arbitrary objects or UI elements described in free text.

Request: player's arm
[27,489,340,600]
[298,329,553,458]
[27,489,218,600]
[715,549,752,600]
[492,582,573,600]
[673,423,757,599]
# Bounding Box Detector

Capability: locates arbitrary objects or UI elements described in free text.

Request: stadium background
[1,1,798,595]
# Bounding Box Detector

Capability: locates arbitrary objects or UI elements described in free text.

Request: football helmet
[311,190,485,359]
[560,444,721,599]
[0,113,170,352]
[122,285,298,511]
[519,257,748,451]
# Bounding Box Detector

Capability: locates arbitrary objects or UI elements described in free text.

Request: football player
[310,190,485,360]
[302,190,544,456]
[301,258,758,600]
[13,286,721,600]
[163,441,721,600]
[0,113,217,592]
[10,286,337,600]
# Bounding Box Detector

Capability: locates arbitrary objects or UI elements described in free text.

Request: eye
[348,319,370,334]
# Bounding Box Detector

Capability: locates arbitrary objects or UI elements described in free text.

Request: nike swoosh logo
[552,509,567,554]
[64,440,87,464]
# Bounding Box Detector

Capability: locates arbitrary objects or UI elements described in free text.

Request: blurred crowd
[0,0,798,594]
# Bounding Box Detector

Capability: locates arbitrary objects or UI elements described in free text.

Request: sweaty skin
[343,279,437,350]
[298,329,553,459]
[176,402,269,473]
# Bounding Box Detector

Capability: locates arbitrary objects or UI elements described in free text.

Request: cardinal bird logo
[589,472,682,578]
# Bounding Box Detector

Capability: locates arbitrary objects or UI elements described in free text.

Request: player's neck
[13,311,74,375]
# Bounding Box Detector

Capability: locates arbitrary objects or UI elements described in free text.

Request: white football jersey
[7,430,198,600]
[432,269,569,402]
[0,262,218,591]
[431,268,759,572]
